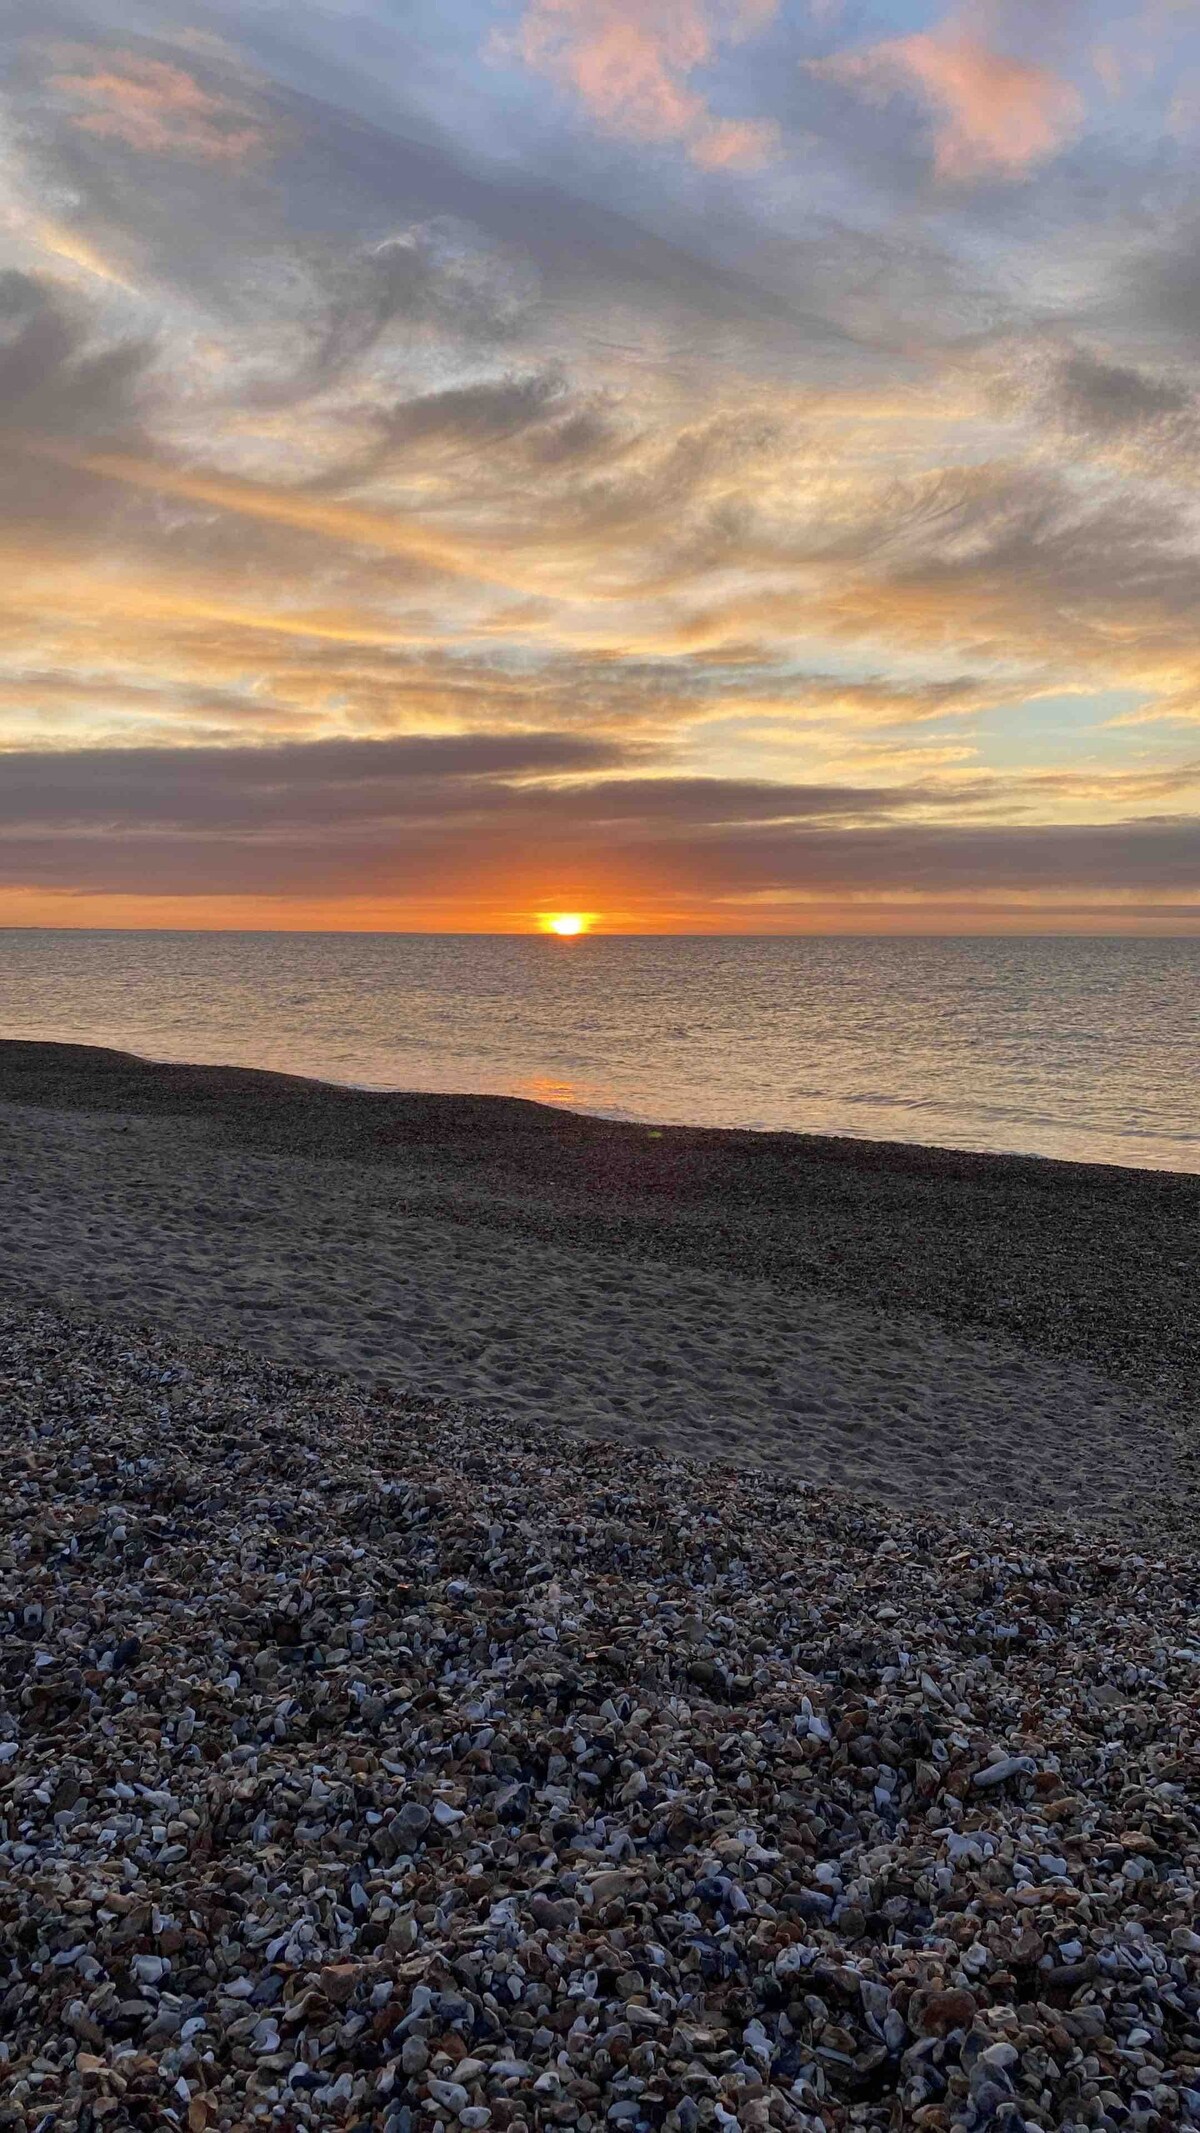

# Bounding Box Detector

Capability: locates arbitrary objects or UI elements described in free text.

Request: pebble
[1,1300,1199,2132]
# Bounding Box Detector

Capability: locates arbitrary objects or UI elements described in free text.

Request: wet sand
[0,1039,1196,1535]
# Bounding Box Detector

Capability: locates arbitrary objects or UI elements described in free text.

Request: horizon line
[3,924,1200,942]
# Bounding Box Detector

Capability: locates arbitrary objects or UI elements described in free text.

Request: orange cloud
[22,440,541,594]
[812,28,1082,181]
[51,53,270,164]
[510,0,778,168]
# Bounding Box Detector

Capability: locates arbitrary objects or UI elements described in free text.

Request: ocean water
[0,929,1197,1172]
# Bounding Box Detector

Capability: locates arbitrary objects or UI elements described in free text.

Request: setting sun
[544,913,589,937]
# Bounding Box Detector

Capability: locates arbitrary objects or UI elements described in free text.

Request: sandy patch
[0,1099,1186,1532]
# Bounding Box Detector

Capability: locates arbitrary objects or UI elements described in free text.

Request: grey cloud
[2,784,1197,903]
[988,342,1196,451]
[0,736,966,839]
[0,730,1187,857]
[0,274,158,543]
[0,273,148,441]
[241,227,542,414]
[315,370,575,491]
[1130,225,1200,352]
[380,374,567,451]
[661,821,1200,898]
[526,404,624,466]
[1051,350,1189,435]
[312,232,531,377]
[0,733,639,833]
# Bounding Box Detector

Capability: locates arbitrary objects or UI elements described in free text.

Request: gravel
[2,1299,1200,2132]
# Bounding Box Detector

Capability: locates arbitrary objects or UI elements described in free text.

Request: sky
[2,0,1200,931]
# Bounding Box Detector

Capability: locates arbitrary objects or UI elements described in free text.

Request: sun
[544,912,590,937]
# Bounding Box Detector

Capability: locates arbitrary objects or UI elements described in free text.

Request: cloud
[507,0,779,168]
[1041,349,1190,436]
[1126,222,1200,354]
[810,27,1082,181]
[49,51,271,165]
[293,232,538,407]
[0,273,161,544]
[0,733,638,834]
[0,1,1197,928]
[19,436,563,597]
[23,216,135,293]
[979,343,1198,477]
[320,371,574,490]
[1,735,1197,916]
[0,273,141,436]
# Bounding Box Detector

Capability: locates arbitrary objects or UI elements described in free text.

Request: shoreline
[1,1034,1196,1186]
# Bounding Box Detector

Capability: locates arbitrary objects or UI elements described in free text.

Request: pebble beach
[0,1043,1198,1534]
[1,1043,1199,2131]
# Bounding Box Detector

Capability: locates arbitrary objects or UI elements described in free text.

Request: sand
[0,1041,1195,1537]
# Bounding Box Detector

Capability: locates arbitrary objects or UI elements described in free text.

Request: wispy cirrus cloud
[504,0,779,167]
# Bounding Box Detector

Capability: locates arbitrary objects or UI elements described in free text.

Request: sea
[1,929,1197,1172]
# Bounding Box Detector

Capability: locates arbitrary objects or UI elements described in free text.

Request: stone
[0,1302,1196,2133]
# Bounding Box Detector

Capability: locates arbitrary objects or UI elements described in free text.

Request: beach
[3,1040,1200,2131]
[3,1301,1199,2133]
[0,1039,1197,1536]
